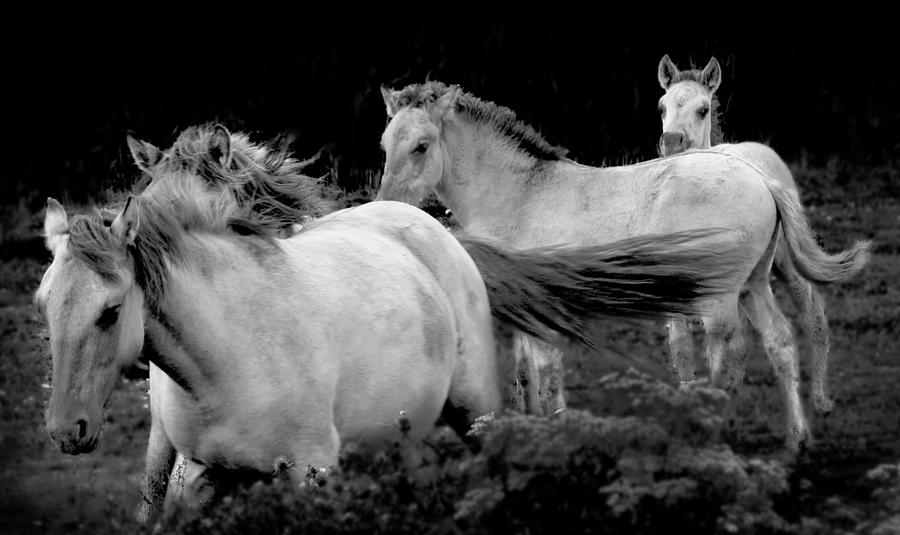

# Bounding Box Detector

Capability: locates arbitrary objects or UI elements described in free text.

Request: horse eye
[96,304,121,329]
[658,104,666,116]
[412,142,429,155]
[698,106,709,118]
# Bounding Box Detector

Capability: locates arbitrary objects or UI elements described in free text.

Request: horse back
[514,152,778,253]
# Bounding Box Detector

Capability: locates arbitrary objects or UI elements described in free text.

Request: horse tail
[764,178,871,283]
[457,229,748,349]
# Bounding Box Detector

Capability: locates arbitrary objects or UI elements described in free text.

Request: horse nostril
[76,418,88,440]
[661,132,686,153]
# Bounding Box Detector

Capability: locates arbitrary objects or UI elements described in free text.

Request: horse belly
[327,276,459,444]
[333,349,456,445]
[153,371,295,473]
[338,370,453,446]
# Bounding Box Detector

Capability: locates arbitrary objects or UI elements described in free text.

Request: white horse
[657,54,834,413]
[38,126,750,520]
[375,81,871,451]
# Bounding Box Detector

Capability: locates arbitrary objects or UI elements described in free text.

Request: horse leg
[489,322,527,412]
[806,286,832,413]
[741,282,811,452]
[135,417,176,523]
[442,331,506,443]
[512,334,540,414]
[667,317,697,384]
[702,296,748,392]
[774,245,834,413]
[699,298,749,443]
[515,333,566,414]
[163,455,220,511]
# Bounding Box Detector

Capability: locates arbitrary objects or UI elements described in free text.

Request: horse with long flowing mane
[375,80,871,452]
[128,124,342,234]
[38,125,753,520]
[657,54,835,414]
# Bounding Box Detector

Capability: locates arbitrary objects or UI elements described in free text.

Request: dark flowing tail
[764,176,871,283]
[457,229,749,349]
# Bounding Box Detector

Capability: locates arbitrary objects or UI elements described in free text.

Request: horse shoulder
[147,359,206,460]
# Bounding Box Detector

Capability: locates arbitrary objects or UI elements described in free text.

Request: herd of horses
[34,56,871,522]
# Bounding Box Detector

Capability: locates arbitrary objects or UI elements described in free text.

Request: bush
[158,370,795,534]
[798,461,900,535]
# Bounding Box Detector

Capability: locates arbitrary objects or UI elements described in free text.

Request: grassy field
[0,159,898,533]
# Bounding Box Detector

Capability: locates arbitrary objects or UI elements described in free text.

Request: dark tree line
[3,22,896,210]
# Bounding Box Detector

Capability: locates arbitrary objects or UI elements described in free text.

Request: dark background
[2,20,897,213]
[3,18,900,534]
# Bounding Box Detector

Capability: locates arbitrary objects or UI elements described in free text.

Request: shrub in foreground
[798,461,900,535]
[159,370,794,534]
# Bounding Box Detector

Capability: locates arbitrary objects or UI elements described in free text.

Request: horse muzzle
[46,412,100,455]
[659,132,688,156]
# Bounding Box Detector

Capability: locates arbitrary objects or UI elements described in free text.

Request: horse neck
[700,121,713,149]
[437,118,544,234]
[142,235,267,407]
[710,90,725,144]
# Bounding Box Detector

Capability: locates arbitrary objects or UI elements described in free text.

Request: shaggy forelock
[67,216,127,282]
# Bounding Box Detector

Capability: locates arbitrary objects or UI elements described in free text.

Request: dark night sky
[2,18,897,209]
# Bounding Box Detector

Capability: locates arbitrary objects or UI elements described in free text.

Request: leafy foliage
[797,462,900,535]
[159,370,795,534]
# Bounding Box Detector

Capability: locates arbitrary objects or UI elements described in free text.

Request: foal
[657,55,835,414]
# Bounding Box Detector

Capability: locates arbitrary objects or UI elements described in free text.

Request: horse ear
[700,57,722,93]
[111,196,141,247]
[126,135,161,173]
[433,85,461,117]
[208,124,233,168]
[44,197,68,254]
[381,86,399,118]
[657,54,679,89]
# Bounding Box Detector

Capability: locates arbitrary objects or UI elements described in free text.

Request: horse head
[36,197,145,454]
[376,84,460,206]
[656,55,721,156]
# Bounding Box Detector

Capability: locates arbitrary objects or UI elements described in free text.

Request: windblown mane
[668,69,725,145]
[143,124,341,234]
[67,190,276,311]
[395,81,569,161]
